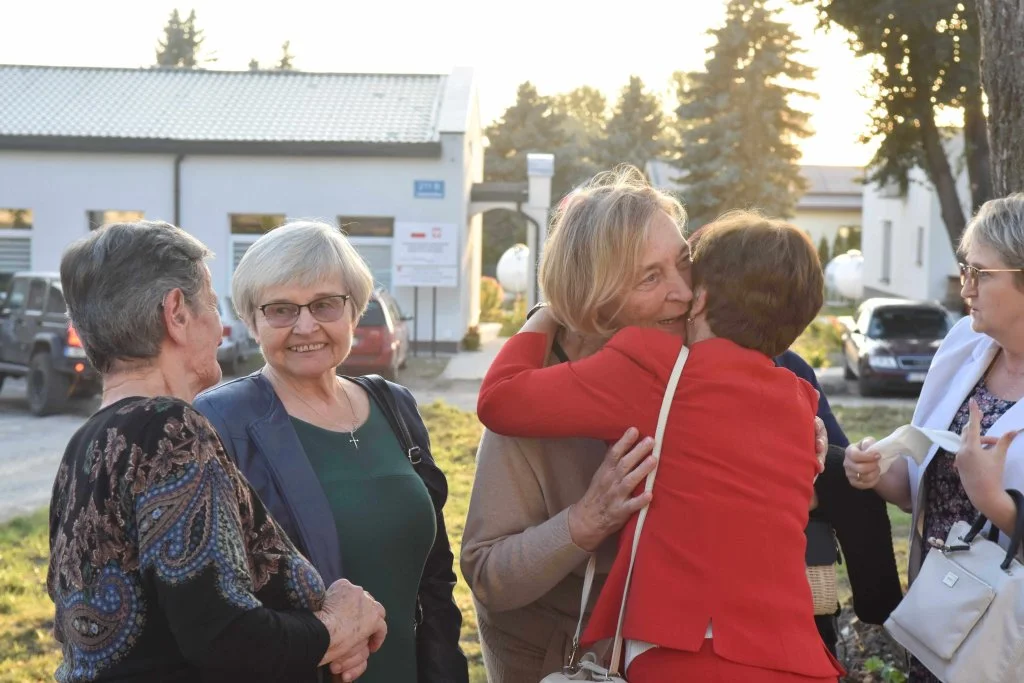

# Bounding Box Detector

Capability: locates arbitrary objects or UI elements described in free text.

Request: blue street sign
[414,180,445,199]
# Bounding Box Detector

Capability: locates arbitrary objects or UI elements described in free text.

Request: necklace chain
[265,368,360,449]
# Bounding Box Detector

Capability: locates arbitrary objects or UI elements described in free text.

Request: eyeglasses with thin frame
[958,262,1024,287]
[258,294,351,328]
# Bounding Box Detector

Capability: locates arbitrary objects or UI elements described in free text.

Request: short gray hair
[60,221,213,373]
[960,193,1024,288]
[232,220,374,327]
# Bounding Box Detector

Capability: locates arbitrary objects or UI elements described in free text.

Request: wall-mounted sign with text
[392,222,458,288]
[414,180,445,199]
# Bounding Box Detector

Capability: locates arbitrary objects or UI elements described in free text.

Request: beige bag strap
[564,554,598,670]
[608,343,689,675]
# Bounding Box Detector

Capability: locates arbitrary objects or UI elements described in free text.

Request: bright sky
[0,0,878,166]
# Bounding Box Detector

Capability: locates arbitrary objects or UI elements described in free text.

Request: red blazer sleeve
[477,330,665,441]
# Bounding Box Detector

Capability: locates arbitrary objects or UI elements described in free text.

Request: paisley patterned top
[46,397,328,682]
[910,379,1017,683]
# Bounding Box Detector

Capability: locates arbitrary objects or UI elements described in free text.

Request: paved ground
[0,347,915,523]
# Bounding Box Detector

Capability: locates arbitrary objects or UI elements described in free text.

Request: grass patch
[830,405,916,605]
[0,509,60,683]
[1,403,916,682]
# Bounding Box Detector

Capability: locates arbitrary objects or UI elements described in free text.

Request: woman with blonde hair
[463,166,837,681]
[478,202,845,680]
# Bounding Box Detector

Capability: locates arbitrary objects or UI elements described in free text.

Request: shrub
[479,277,505,322]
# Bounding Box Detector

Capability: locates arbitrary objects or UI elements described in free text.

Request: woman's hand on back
[568,428,658,552]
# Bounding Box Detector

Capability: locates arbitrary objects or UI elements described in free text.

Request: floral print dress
[909,380,1017,683]
[46,397,327,682]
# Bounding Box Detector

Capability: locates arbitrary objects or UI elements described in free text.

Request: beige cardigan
[461,428,619,682]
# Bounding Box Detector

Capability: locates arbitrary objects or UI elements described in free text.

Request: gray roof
[646,160,863,211]
[0,65,452,156]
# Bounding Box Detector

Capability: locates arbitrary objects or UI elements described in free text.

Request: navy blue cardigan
[776,350,902,627]
[195,372,468,683]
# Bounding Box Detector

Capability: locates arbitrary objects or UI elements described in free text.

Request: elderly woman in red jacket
[478,210,844,681]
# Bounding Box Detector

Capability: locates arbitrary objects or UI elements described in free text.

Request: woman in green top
[195,220,468,683]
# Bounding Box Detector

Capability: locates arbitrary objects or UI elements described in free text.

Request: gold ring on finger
[856,472,861,481]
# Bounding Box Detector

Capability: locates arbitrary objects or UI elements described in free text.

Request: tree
[596,76,667,176]
[673,0,815,228]
[483,82,606,276]
[552,86,607,178]
[485,83,575,196]
[248,58,260,71]
[276,40,295,71]
[817,235,831,266]
[976,1,1024,195]
[797,0,992,252]
[155,9,212,68]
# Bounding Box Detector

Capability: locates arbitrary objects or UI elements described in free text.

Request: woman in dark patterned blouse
[47,220,387,683]
[844,194,1024,682]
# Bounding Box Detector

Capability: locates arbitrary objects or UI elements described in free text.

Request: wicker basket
[807,564,839,615]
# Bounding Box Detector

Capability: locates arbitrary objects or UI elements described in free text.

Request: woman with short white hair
[195,220,468,683]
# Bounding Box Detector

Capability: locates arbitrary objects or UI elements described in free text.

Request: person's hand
[315,579,388,681]
[955,398,1019,516]
[567,428,658,552]
[844,437,882,489]
[814,417,827,475]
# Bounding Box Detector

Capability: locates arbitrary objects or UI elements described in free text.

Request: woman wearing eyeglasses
[844,194,1024,682]
[194,220,468,683]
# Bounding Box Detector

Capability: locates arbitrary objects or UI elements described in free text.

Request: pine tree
[597,76,666,176]
[155,9,211,68]
[673,0,814,228]
[817,236,831,267]
[552,86,607,179]
[484,82,574,197]
[276,41,295,70]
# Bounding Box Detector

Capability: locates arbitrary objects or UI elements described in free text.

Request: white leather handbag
[540,345,690,683]
[884,489,1024,683]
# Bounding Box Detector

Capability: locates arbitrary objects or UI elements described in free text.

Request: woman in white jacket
[844,193,1024,683]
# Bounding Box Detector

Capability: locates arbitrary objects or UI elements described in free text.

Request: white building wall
[861,135,972,305]
[0,151,174,270]
[0,146,475,348]
[793,208,860,252]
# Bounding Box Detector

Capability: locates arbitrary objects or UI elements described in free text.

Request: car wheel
[858,374,880,397]
[221,350,239,377]
[843,359,856,381]
[28,353,70,416]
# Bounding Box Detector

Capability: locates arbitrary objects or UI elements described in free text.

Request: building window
[0,209,33,230]
[230,214,285,234]
[881,220,893,284]
[339,216,395,238]
[915,226,925,267]
[88,210,145,230]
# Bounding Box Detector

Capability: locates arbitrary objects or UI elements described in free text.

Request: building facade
[0,65,484,351]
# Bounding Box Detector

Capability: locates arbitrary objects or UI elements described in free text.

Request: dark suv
[0,272,101,415]
[841,297,954,396]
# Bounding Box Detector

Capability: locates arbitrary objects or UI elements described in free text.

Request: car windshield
[868,308,951,339]
[358,299,386,326]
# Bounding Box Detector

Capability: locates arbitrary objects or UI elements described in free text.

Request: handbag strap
[962,488,1024,570]
[345,374,423,464]
[607,343,690,675]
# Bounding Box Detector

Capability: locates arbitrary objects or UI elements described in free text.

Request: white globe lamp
[496,244,530,295]
[826,249,864,300]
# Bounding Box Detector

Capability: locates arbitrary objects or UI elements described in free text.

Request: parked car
[217,298,257,375]
[840,297,955,396]
[338,288,411,381]
[0,272,101,415]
